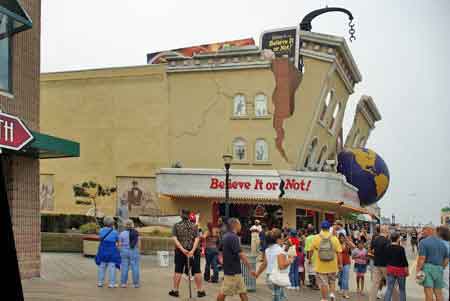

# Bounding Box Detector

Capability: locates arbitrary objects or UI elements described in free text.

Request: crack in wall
[174,76,233,139]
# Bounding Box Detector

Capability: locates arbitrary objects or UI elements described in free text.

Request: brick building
[0,0,79,278]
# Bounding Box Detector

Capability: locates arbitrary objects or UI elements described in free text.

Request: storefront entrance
[296,208,319,231]
[216,203,282,245]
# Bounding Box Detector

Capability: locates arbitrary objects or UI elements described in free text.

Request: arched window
[320,91,332,122]
[255,139,269,161]
[304,138,319,169]
[254,94,268,117]
[359,137,366,147]
[233,94,246,116]
[233,138,247,161]
[329,102,341,131]
[353,129,360,148]
[316,145,327,167]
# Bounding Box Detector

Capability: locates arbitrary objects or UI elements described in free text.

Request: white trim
[0,90,14,99]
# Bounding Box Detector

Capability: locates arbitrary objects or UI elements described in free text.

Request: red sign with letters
[0,112,34,151]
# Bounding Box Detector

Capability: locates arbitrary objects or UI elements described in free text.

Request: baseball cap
[321,220,331,230]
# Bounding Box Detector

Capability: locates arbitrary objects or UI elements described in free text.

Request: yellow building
[345,95,381,148]
[40,30,380,231]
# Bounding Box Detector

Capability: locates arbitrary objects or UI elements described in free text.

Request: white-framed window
[0,13,12,93]
[255,139,269,161]
[254,94,268,117]
[233,138,247,161]
[304,137,319,169]
[316,145,327,167]
[233,94,247,117]
[353,129,360,148]
[329,102,341,131]
[320,90,333,122]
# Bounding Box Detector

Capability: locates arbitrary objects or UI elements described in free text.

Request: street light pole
[222,153,233,221]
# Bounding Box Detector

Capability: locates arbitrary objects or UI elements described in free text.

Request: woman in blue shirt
[96,216,121,288]
[119,219,140,288]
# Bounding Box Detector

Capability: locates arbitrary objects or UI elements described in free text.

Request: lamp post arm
[300,7,354,31]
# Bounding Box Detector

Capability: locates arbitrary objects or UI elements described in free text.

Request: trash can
[157,251,170,267]
[241,255,257,292]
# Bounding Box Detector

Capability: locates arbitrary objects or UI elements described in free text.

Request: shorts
[354,263,368,275]
[221,274,247,296]
[423,263,445,289]
[316,273,337,287]
[174,249,201,275]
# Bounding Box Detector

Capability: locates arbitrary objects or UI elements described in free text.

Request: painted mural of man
[127,180,144,210]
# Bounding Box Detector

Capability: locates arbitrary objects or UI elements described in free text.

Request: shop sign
[209,177,312,193]
[260,27,299,67]
[0,111,33,151]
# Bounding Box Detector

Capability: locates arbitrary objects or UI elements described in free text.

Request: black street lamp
[222,153,233,221]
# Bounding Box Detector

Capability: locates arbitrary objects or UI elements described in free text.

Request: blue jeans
[266,274,287,301]
[385,275,406,301]
[289,256,299,287]
[204,248,219,281]
[98,262,116,286]
[120,248,140,286]
[338,264,350,290]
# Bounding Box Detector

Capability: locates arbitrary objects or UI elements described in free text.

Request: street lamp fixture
[222,153,233,220]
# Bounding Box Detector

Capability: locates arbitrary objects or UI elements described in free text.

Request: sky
[41,0,450,225]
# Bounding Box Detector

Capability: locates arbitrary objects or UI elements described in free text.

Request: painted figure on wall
[117,177,159,217]
[40,174,55,211]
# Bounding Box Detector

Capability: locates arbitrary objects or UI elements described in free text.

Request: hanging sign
[0,111,33,151]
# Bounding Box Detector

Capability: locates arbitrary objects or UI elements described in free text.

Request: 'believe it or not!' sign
[0,112,33,151]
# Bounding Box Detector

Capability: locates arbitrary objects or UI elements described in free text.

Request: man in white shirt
[330,220,346,237]
[250,220,262,255]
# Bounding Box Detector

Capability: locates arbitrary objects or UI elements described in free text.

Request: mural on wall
[116,177,159,218]
[72,181,117,218]
[40,174,55,211]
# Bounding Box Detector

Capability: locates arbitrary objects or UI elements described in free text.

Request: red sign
[0,112,33,151]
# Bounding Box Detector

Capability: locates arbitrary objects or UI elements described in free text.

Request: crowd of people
[92,211,450,301]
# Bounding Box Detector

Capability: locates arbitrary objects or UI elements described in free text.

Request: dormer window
[233,94,247,117]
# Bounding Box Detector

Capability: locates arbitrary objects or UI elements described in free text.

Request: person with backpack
[312,221,343,301]
[119,219,140,288]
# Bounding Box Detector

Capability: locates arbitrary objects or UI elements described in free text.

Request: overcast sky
[41,0,450,225]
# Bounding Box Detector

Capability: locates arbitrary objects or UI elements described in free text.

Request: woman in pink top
[352,240,369,295]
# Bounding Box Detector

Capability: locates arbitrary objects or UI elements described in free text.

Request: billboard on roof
[146,38,255,64]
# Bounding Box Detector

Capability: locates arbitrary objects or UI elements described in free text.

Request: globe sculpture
[337,148,390,206]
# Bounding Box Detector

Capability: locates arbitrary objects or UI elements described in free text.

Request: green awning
[16,131,80,159]
[0,0,32,35]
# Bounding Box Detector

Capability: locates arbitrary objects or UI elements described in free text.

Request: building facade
[40,30,380,231]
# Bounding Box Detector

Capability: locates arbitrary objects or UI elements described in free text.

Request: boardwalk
[22,251,424,301]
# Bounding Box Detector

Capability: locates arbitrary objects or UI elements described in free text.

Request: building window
[316,145,327,167]
[0,13,11,93]
[233,94,247,117]
[353,129,360,148]
[329,102,341,131]
[304,138,318,169]
[320,90,332,122]
[255,139,269,161]
[359,136,366,147]
[254,94,268,117]
[233,138,247,161]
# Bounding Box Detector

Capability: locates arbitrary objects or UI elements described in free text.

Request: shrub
[41,214,96,233]
[79,222,99,234]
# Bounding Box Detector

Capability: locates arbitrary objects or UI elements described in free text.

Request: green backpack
[318,234,335,262]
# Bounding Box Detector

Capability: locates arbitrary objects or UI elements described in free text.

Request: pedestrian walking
[203,222,220,283]
[416,225,449,301]
[255,228,294,301]
[298,244,306,287]
[96,216,121,288]
[411,228,419,254]
[331,220,346,237]
[369,225,398,301]
[216,218,256,301]
[312,221,343,301]
[384,232,409,301]
[437,226,450,301]
[169,209,206,298]
[305,226,319,290]
[352,239,369,295]
[287,229,300,290]
[338,233,355,299]
[118,219,140,288]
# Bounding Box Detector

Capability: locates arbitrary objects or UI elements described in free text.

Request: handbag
[269,253,290,287]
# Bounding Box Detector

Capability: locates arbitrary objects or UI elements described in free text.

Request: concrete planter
[83,234,100,257]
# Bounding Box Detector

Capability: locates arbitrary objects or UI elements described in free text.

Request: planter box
[41,232,83,252]
[83,234,100,257]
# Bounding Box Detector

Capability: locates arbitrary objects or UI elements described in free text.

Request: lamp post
[223,153,233,221]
